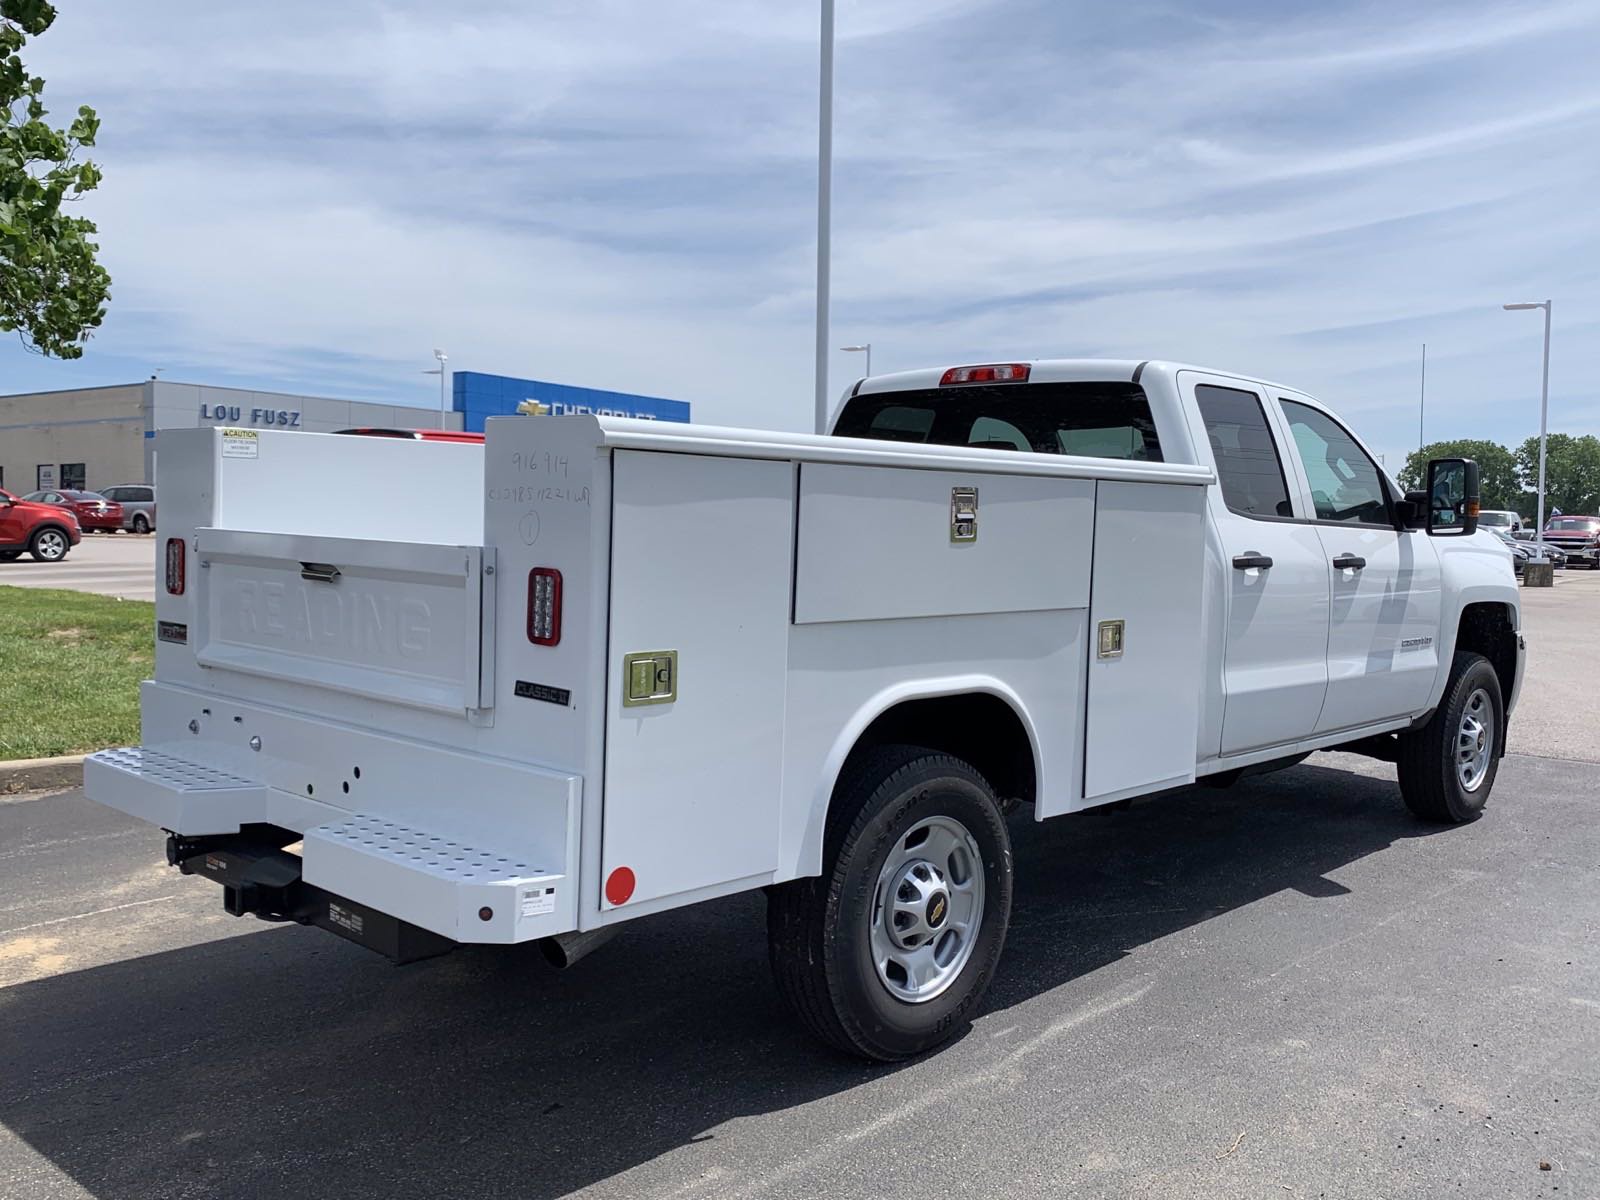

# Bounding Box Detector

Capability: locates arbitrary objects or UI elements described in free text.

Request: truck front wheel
[767,745,1013,1061]
[1396,651,1504,823]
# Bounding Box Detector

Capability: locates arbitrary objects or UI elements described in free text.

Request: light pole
[422,348,449,429]
[1417,342,1426,453]
[1502,301,1552,561]
[840,343,871,377]
[814,0,835,435]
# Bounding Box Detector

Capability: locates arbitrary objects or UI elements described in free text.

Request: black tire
[1396,651,1503,823]
[28,526,70,562]
[131,514,150,534]
[767,744,1013,1061]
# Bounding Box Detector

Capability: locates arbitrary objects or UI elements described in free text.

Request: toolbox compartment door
[193,528,493,715]
[601,451,793,912]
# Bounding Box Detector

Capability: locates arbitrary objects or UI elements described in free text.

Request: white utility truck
[86,360,1522,1060]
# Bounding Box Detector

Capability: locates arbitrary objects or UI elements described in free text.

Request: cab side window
[1279,400,1390,526]
[1194,384,1293,519]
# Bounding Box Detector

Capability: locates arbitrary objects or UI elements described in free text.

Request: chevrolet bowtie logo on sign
[516,399,551,416]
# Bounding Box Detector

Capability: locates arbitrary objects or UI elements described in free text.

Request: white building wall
[1,380,462,488]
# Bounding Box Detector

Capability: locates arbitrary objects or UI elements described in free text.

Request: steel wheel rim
[36,530,66,559]
[869,814,985,1004]
[1456,687,1493,793]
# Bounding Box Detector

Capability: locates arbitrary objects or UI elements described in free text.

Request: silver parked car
[98,484,157,533]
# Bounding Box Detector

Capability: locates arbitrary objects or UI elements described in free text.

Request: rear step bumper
[169,832,455,964]
[86,745,571,947]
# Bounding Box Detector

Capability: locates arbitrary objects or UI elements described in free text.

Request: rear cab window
[1193,384,1293,519]
[833,381,1163,462]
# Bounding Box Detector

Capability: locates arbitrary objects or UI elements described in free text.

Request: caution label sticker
[221,428,259,459]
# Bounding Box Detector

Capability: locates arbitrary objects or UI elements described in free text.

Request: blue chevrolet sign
[453,372,690,434]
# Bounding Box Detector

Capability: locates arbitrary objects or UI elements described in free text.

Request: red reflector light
[165,538,185,595]
[527,567,563,646]
[939,363,1031,386]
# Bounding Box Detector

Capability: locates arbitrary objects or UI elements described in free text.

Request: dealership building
[0,372,691,494]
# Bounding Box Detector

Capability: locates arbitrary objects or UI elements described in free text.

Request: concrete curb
[0,754,87,795]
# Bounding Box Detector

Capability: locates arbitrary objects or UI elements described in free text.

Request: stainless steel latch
[950,487,979,543]
[622,650,678,707]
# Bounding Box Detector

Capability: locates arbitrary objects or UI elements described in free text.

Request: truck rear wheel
[1396,651,1503,824]
[767,744,1012,1061]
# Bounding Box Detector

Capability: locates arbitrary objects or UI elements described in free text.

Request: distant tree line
[1398,436,1600,517]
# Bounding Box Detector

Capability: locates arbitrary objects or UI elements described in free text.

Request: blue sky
[4,0,1597,468]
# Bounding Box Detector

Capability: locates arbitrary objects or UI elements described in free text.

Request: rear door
[1275,397,1441,731]
[1183,373,1331,756]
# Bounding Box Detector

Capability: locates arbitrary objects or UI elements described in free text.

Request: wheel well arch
[1454,601,1517,707]
[831,685,1040,812]
[30,521,73,542]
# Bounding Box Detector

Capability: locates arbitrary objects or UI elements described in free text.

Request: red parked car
[0,488,82,562]
[23,489,125,532]
[334,427,486,443]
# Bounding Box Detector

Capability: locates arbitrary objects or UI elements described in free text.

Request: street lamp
[840,343,871,377]
[422,348,449,430]
[1502,301,1552,562]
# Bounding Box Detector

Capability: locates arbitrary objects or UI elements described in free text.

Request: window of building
[60,463,86,490]
[1278,401,1390,526]
[1194,384,1293,518]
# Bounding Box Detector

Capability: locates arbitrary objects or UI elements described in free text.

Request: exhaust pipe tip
[539,926,619,970]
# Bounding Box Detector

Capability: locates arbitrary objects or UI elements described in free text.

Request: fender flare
[794,674,1043,878]
[1426,580,1520,713]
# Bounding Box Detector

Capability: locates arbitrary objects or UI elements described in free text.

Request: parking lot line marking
[0,894,183,937]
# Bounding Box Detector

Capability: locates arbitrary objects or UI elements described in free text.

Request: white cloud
[4,0,1597,462]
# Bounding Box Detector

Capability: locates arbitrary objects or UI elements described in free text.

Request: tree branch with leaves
[1,0,109,358]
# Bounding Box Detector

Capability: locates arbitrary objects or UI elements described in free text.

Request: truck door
[1184,374,1331,756]
[1274,397,1442,733]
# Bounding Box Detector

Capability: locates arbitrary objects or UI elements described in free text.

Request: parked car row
[1478,508,1600,571]
[1492,529,1566,574]
[15,485,156,533]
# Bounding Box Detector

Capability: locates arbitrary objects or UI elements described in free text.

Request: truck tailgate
[194,528,494,715]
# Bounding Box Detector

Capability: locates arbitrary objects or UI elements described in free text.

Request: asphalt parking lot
[0,532,157,602]
[1,578,1596,1199]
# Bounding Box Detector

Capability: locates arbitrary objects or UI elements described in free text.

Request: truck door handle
[299,561,342,583]
[1331,554,1366,570]
[1232,553,1273,570]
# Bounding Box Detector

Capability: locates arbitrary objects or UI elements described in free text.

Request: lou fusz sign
[199,403,301,427]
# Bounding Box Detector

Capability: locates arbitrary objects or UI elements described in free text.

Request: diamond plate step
[84,746,267,834]
[303,813,565,944]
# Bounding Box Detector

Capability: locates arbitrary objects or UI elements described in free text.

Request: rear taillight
[528,568,562,646]
[939,363,1031,386]
[165,538,185,595]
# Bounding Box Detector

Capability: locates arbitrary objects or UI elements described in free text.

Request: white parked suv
[1477,509,1526,535]
[85,359,1522,1059]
